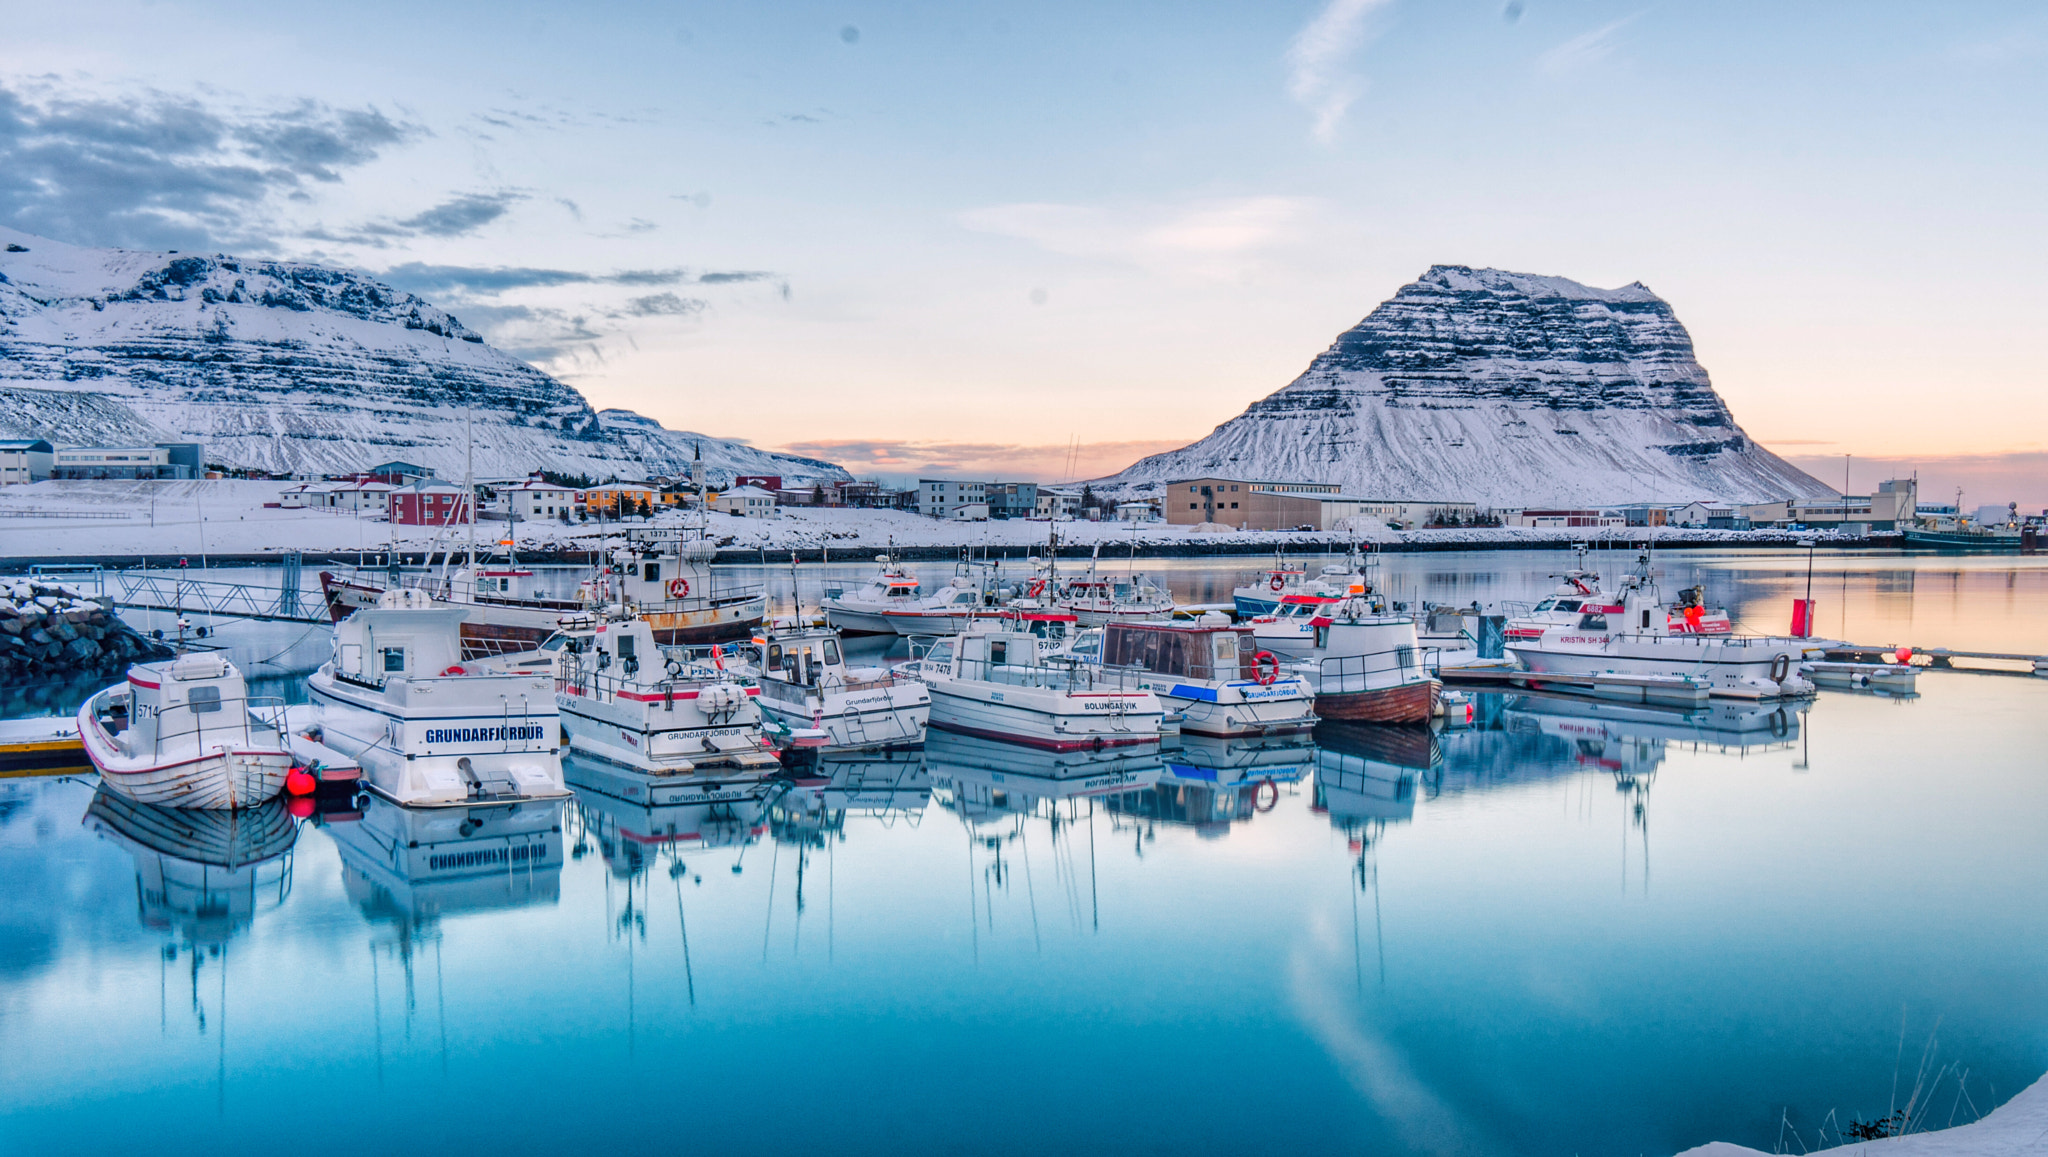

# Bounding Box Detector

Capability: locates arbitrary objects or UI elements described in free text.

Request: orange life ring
[1252,650,1279,685]
[441,665,467,676]
[1027,578,1046,598]
[1269,574,1285,592]
[667,577,689,599]
[1253,777,1279,812]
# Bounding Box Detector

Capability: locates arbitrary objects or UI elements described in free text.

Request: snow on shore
[0,480,1843,560]
[1679,1071,2047,1156]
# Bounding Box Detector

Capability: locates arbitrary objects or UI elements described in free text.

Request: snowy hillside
[1106,266,1833,507]
[0,226,846,485]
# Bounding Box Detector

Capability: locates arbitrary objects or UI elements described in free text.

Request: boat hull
[822,604,898,636]
[78,697,290,810]
[1507,638,1816,700]
[755,682,930,752]
[1313,677,1441,724]
[1144,680,1317,738]
[1233,594,1280,618]
[557,694,779,775]
[306,673,568,808]
[926,683,1162,751]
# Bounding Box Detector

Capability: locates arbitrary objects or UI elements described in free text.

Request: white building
[0,439,53,485]
[711,485,780,518]
[330,480,393,513]
[918,479,986,518]
[498,478,581,520]
[1115,500,1160,522]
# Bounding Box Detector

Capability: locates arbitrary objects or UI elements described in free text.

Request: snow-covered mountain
[0,226,847,486]
[1106,266,1832,508]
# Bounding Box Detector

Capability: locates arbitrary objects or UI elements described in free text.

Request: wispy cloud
[958,196,1331,280]
[1286,0,1396,143]
[1539,13,1641,77]
[0,78,417,249]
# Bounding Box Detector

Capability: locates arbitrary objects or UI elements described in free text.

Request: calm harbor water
[3,548,2046,1156]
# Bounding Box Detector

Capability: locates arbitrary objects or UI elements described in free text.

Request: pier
[103,554,327,625]
[1823,643,2048,676]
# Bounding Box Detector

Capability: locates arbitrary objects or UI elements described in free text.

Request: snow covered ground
[0,480,1847,561]
[1679,1071,2047,1156]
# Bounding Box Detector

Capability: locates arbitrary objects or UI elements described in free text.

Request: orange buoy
[285,768,317,796]
[1894,646,1912,664]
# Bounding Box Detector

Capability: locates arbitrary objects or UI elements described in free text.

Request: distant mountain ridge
[1106,265,1832,508]
[0,226,847,486]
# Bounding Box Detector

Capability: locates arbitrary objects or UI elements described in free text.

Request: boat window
[990,640,1008,665]
[1315,626,1329,648]
[540,633,567,652]
[381,646,406,673]
[889,587,911,598]
[927,640,955,665]
[187,685,222,714]
[1214,633,1239,665]
[617,635,636,660]
[1577,613,1608,629]
[767,644,783,669]
[1396,645,1415,672]
[643,562,660,582]
[1073,634,1100,657]
[1532,599,1556,612]
[823,639,841,665]
[1555,600,1582,612]
[954,591,978,605]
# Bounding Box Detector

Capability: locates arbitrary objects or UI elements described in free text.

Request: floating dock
[1823,644,2048,676]
[0,717,89,776]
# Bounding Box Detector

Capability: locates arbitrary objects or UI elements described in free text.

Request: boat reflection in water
[1499,691,1801,773]
[1105,732,1317,835]
[772,749,932,847]
[1312,722,1431,833]
[84,786,300,943]
[567,752,782,882]
[326,792,566,923]
[926,728,1164,831]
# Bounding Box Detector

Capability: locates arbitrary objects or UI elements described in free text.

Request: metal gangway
[107,553,326,624]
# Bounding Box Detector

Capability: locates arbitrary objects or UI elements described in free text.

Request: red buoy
[286,795,316,819]
[285,768,317,796]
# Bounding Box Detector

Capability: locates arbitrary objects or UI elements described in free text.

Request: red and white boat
[552,616,781,776]
[79,654,294,810]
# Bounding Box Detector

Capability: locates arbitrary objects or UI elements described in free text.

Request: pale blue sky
[3,1,2043,494]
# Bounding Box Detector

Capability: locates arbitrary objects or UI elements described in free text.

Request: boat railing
[143,694,290,759]
[955,659,1152,694]
[1315,645,1424,693]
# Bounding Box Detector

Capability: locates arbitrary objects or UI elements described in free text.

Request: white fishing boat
[1100,619,1316,738]
[1280,600,1442,724]
[1503,551,1823,700]
[551,615,781,776]
[1246,592,1347,660]
[79,654,293,810]
[745,624,929,751]
[1052,572,1177,626]
[321,536,765,658]
[910,627,1164,750]
[305,589,569,808]
[1232,548,1372,617]
[821,554,925,635]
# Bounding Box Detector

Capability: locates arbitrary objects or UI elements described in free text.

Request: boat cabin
[1000,609,1080,646]
[100,654,274,753]
[331,592,469,684]
[755,626,850,687]
[608,539,748,608]
[1103,621,1259,682]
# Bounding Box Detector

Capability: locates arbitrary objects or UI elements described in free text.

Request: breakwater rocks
[1,580,172,681]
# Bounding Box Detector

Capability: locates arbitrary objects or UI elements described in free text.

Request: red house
[389,480,474,525]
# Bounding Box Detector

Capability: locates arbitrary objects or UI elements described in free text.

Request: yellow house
[582,481,657,517]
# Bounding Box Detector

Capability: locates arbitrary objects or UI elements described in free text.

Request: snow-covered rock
[1104,265,1833,508]
[0,226,848,486]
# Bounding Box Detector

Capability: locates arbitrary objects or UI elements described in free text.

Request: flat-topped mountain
[0,227,846,486]
[1107,265,1832,507]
